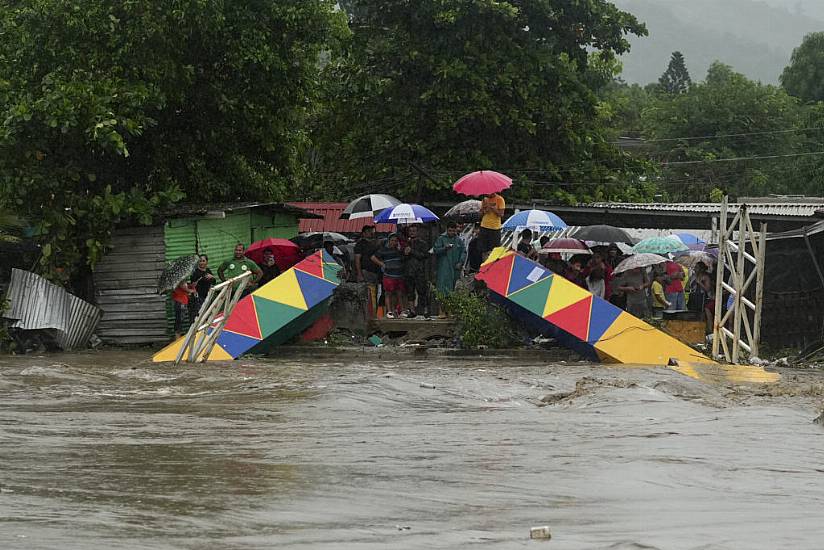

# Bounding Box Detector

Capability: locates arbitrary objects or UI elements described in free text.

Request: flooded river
[1,350,823,549]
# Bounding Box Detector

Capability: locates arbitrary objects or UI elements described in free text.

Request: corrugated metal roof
[584,202,824,217]
[3,269,101,350]
[288,202,396,234]
[163,202,322,219]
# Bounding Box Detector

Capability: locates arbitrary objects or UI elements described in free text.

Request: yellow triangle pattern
[252,269,308,311]
[543,277,592,317]
[152,337,234,363]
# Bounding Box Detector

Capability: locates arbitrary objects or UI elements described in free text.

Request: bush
[440,288,518,349]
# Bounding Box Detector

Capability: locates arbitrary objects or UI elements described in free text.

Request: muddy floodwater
[1,350,824,549]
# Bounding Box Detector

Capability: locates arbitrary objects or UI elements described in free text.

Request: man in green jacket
[434,222,466,301]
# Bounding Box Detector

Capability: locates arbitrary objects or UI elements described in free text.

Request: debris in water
[529,525,551,540]
[420,383,436,389]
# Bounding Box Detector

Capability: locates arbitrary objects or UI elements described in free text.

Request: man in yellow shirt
[479,192,505,255]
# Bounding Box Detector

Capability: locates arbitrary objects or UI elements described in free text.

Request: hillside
[612,0,824,84]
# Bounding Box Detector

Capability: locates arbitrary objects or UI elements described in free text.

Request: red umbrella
[245,238,302,271]
[539,238,591,255]
[452,170,512,196]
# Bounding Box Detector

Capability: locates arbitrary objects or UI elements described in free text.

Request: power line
[665,150,824,165]
[612,127,824,144]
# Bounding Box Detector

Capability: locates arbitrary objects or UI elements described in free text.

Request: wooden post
[752,222,767,357]
[731,205,747,363]
[712,197,727,359]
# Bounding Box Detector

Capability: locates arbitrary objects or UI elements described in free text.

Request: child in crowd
[171,280,194,337]
[371,233,407,318]
[651,272,671,319]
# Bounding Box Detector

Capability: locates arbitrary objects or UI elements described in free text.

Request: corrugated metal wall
[251,211,299,240]
[94,226,168,345]
[196,212,251,266]
[163,218,198,335]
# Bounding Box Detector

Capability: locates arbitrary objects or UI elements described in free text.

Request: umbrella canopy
[374,203,439,224]
[632,236,689,255]
[340,194,401,220]
[502,209,567,232]
[539,238,592,255]
[443,199,481,222]
[572,224,635,244]
[157,254,199,294]
[452,170,512,196]
[291,232,352,250]
[613,253,668,275]
[245,238,302,271]
[673,250,716,268]
[671,232,707,251]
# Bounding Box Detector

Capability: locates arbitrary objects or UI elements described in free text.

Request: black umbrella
[571,224,636,245]
[443,199,481,222]
[291,232,352,250]
[340,194,401,220]
[157,254,199,294]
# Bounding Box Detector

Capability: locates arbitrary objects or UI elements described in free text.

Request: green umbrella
[632,236,688,255]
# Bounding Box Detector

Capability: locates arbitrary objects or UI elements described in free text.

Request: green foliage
[0,0,343,281]
[642,62,802,200]
[311,0,654,204]
[440,288,517,349]
[657,51,692,94]
[781,32,824,103]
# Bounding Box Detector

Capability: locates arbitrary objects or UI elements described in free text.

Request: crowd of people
[166,188,720,336]
[522,239,718,333]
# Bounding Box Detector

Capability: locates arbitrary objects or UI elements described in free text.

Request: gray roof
[584,202,824,218]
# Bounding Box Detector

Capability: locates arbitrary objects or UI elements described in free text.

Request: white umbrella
[613,253,667,275]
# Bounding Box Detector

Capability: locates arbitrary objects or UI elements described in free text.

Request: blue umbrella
[672,232,707,251]
[502,209,567,232]
[373,203,439,224]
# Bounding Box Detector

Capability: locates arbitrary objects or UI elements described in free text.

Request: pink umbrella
[538,238,591,255]
[452,170,512,196]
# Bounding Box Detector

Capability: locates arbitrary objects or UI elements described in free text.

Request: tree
[781,32,824,103]
[658,51,692,94]
[643,62,802,200]
[311,0,654,205]
[0,1,343,288]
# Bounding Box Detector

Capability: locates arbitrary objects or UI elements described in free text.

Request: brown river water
[1,350,823,549]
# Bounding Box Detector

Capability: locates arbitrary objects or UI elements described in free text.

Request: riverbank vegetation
[2,2,824,288]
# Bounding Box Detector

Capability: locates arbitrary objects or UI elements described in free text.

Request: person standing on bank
[258,248,281,287]
[218,243,262,296]
[479,192,505,254]
[402,224,431,318]
[189,254,215,316]
[371,233,407,318]
[354,225,381,316]
[434,222,467,301]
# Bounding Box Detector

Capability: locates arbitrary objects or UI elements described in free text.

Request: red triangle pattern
[222,296,262,340]
[546,296,593,341]
[294,252,324,279]
[475,254,515,296]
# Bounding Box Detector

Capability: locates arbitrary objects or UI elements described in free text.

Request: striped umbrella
[373,203,439,224]
[632,236,688,255]
[502,209,567,232]
[340,194,401,220]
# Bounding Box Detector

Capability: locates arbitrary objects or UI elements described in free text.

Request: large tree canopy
[643,62,802,200]
[781,32,824,104]
[313,0,653,204]
[0,0,342,279]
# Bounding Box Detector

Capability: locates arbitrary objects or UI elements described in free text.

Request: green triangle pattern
[322,262,342,282]
[253,296,306,336]
[508,275,554,317]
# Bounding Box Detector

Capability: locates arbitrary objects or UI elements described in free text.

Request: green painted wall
[250,211,300,240]
[196,212,251,268]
